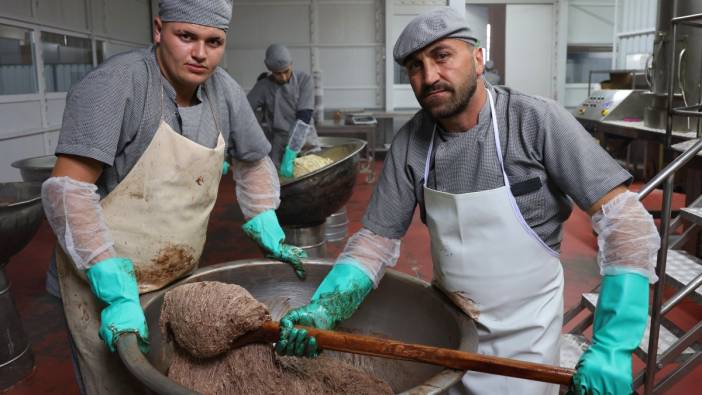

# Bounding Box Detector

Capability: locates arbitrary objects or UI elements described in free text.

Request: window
[566,46,613,84]
[0,24,38,95]
[41,32,94,92]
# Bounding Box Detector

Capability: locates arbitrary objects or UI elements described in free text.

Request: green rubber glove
[222,160,230,175]
[569,273,649,395]
[279,146,297,178]
[276,261,373,357]
[85,257,149,354]
[242,209,307,279]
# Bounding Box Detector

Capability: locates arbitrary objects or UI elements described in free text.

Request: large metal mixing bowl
[276,137,366,226]
[0,182,43,390]
[118,260,477,395]
[11,155,56,183]
[0,182,44,264]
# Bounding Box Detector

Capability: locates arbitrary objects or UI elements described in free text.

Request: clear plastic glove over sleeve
[592,191,660,282]
[41,176,116,270]
[232,156,280,220]
[337,227,401,286]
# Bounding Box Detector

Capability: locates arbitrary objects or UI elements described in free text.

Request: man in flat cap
[277,7,658,395]
[247,43,320,177]
[41,1,306,392]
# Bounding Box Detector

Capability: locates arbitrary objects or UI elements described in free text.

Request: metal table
[316,120,377,182]
[578,118,698,178]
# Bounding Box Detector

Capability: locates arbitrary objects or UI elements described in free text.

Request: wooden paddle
[233,320,575,386]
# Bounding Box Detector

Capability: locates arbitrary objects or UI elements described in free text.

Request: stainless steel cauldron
[118,260,477,394]
[276,137,366,226]
[11,155,56,183]
[0,182,43,390]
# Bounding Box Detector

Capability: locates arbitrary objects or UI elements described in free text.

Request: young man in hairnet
[277,7,659,395]
[247,43,320,176]
[40,1,305,393]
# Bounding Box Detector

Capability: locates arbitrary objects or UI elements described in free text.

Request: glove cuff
[242,209,279,236]
[86,257,139,304]
[592,273,649,351]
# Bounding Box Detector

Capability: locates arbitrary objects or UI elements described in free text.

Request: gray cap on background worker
[265,44,293,72]
[159,0,233,31]
[393,7,478,65]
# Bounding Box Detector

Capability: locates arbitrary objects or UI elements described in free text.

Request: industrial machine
[575,89,648,124]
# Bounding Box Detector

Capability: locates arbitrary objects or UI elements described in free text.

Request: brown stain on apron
[135,244,196,285]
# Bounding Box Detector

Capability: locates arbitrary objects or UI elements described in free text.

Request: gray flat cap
[264,44,292,72]
[159,0,233,32]
[393,7,478,65]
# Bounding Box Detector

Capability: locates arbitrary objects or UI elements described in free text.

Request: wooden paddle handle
[260,321,574,386]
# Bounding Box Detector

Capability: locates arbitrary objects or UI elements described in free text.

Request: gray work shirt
[247,70,314,133]
[363,83,632,251]
[56,46,270,197]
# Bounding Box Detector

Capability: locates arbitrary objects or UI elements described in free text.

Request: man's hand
[276,262,373,357]
[242,209,306,278]
[569,273,649,395]
[86,257,150,354]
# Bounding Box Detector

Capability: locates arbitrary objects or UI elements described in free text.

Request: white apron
[424,89,564,395]
[56,86,224,394]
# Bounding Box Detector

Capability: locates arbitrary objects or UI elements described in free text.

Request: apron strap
[486,89,511,189]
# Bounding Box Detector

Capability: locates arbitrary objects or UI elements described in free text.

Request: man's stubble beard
[421,67,478,120]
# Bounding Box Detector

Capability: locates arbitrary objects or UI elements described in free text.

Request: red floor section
[3,161,700,394]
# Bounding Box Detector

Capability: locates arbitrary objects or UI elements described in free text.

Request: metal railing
[640,12,702,395]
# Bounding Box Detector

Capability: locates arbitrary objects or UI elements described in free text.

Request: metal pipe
[671,13,702,23]
[658,320,702,366]
[643,176,675,394]
[654,352,702,393]
[661,272,702,315]
[636,138,702,199]
[116,333,198,395]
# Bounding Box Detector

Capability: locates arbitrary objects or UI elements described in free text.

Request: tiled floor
[3,161,701,394]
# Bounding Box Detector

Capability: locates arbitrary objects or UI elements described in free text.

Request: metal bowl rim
[0,182,43,208]
[10,155,57,170]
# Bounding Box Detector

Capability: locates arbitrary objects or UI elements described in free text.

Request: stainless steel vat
[10,155,56,183]
[283,224,326,258]
[119,260,477,394]
[277,137,366,227]
[0,182,43,390]
[324,206,349,242]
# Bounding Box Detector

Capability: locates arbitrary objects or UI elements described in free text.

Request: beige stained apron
[425,90,564,395]
[56,87,224,394]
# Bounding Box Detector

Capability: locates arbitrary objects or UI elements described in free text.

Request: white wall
[568,0,614,45]
[0,0,152,182]
[226,0,384,110]
[505,4,555,98]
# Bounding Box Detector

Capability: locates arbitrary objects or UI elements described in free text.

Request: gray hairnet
[159,0,233,32]
[393,7,478,65]
[264,44,292,72]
